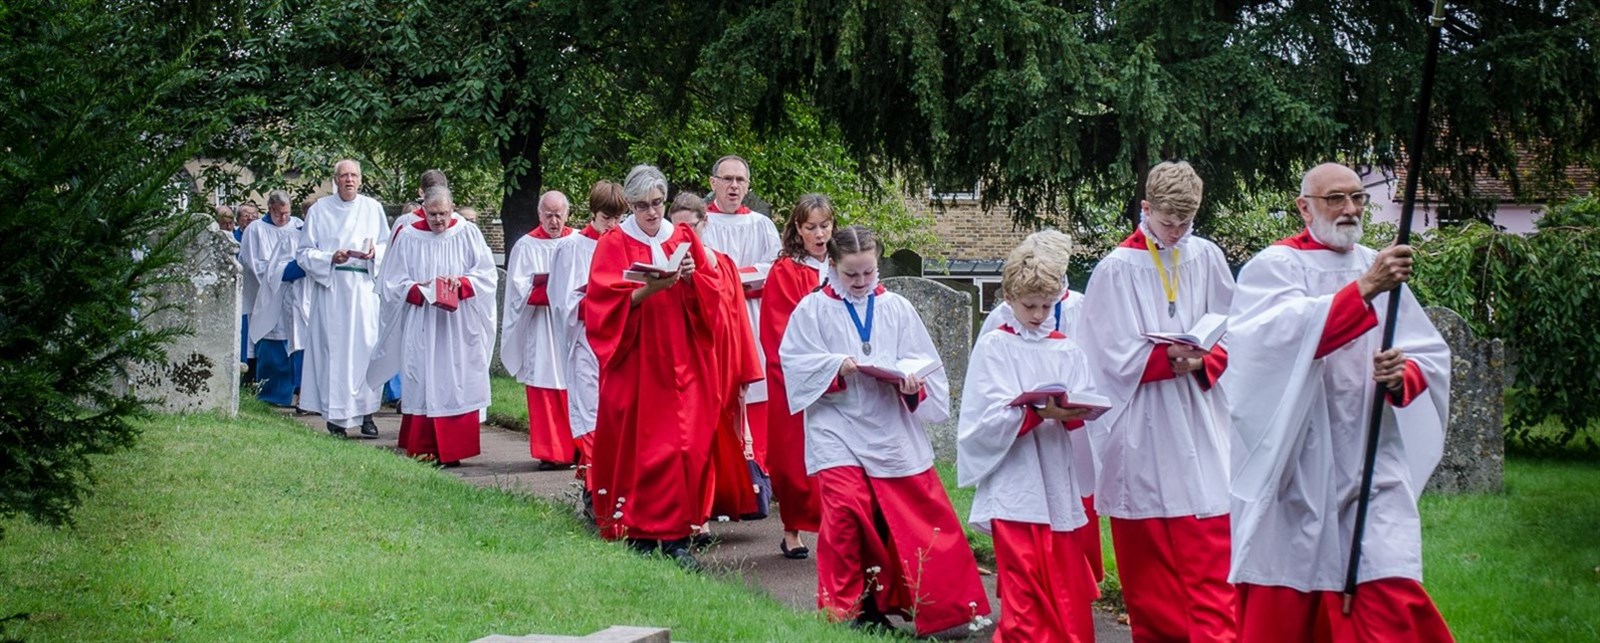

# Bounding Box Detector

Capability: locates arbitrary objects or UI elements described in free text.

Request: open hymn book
[1141,313,1228,351]
[1007,385,1113,421]
[739,264,771,291]
[622,243,691,283]
[856,357,943,384]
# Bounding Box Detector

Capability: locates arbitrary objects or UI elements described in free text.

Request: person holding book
[759,193,835,560]
[365,186,496,466]
[669,193,766,529]
[547,181,626,503]
[779,225,990,634]
[502,190,579,469]
[297,159,388,438]
[583,164,725,569]
[1225,163,1453,641]
[958,231,1100,642]
[241,190,307,408]
[698,155,782,471]
[1079,160,1238,641]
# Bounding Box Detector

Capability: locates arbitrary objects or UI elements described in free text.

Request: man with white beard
[297,159,388,438]
[1224,163,1453,641]
[241,190,308,407]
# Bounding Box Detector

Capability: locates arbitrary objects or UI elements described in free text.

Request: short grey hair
[266,190,292,207]
[422,185,453,208]
[710,154,749,179]
[623,165,668,203]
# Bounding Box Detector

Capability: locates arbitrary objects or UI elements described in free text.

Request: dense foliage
[0,0,217,534]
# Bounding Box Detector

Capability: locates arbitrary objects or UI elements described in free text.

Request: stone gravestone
[125,217,241,416]
[881,277,974,460]
[1424,307,1505,494]
[491,267,511,377]
[883,248,925,278]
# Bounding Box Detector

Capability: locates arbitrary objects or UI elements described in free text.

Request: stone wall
[1424,307,1506,494]
[124,217,241,416]
[881,277,974,460]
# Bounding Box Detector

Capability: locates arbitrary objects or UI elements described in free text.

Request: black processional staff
[1344,0,1450,615]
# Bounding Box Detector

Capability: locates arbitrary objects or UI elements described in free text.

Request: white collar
[827,267,879,304]
[619,215,672,265]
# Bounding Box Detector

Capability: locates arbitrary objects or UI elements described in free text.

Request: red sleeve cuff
[825,374,848,394]
[1020,407,1044,437]
[1316,282,1379,359]
[1195,345,1229,391]
[526,283,548,306]
[1140,343,1177,383]
[1386,360,1429,408]
[1064,419,1086,431]
[457,278,476,300]
[406,284,425,306]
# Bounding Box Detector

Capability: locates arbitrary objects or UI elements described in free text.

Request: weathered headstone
[883,248,925,278]
[882,277,973,460]
[491,267,511,377]
[1424,307,1505,494]
[125,217,241,416]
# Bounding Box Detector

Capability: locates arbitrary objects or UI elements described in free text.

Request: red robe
[583,223,724,541]
[704,250,765,521]
[758,255,824,533]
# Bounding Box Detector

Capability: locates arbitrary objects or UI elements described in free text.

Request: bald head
[1300,163,1360,198]
[538,190,570,237]
[334,159,362,201]
[1297,163,1368,251]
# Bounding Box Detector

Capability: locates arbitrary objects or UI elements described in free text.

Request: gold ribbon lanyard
[1144,234,1180,317]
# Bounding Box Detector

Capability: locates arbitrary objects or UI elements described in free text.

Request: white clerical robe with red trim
[702,205,781,403]
[548,227,602,437]
[501,228,572,389]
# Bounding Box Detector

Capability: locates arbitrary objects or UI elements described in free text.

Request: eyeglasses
[713,175,749,185]
[424,210,452,217]
[630,198,665,212]
[1303,192,1372,208]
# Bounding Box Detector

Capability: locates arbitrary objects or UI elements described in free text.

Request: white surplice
[701,208,781,403]
[366,216,497,417]
[241,216,307,349]
[1223,240,1449,591]
[296,194,388,427]
[501,228,572,389]
[548,229,602,437]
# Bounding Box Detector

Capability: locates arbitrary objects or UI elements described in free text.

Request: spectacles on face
[713,175,749,186]
[630,198,665,213]
[1303,192,1372,208]
[425,209,452,218]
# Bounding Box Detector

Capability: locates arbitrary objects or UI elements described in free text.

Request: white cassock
[701,205,781,404]
[1223,235,1449,591]
[239,227,260,360]
[1080,227,1235,519]
[390,209,420,243]
[957,316,1097,534]
[366,215,497,417]
[242,216,308,349]
[779,281,949,477]
[548,228,602,437]
[501,228,572,390]
[296,193,388,427]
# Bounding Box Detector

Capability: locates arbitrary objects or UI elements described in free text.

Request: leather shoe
[780,539,810,560]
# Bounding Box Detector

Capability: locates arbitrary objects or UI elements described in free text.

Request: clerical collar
[707,202,752,215]
[530,225,573,240]
[1276,228,1337,251]
[1138,217,1191,250]
[825,268,881,304]
[410,214,460,233]
[821,282,886,302]
[997,322,1067,341]
[619,215,674,265]
[802,255,828,272]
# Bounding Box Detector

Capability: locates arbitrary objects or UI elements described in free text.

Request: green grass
[487,374,527,430]
[0,399,873,642]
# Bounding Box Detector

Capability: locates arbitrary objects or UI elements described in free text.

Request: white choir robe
[957,320,1096,535]
[296,194,388,427]
[366,215,497,418]
[1224,234,1450,591]
[243,216,308,349]
[501,228,572,390]
[239,226,261,360]
[389,209,420,242]
[701,205,781,404]
[548,229,601,438]
[1081,227,1236,519]
[780,284,948,477]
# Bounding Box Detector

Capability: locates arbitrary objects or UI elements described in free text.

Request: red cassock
[758,256,824,533]
[704,249,764,521]
[583,223,724,541]
[399,411,482,464]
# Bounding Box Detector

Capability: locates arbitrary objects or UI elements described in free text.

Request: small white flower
[617,496,626,503]
[968,601,977,608]
[866,566,882,574]
[612,511,623,519]
[933,527,941,533]
[597,488,608,495]
[716,515,730,522]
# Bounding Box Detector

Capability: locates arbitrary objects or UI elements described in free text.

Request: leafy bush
[0,0,218,535]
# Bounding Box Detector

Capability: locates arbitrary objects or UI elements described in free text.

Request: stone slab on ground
[280,407,1132,642]
[473,625,672,643]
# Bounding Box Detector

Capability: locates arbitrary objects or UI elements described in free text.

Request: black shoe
[850,595,895,632]
[626,538,661,556]
[662,539,702,573]
[326,423,348,438]
[690,532,718,550]
[536,460,574,471]
[580,489,597,528]
[359,415,379,439]
[780,539,810,560]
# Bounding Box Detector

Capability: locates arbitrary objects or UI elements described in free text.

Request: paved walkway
[282,408,1132,641]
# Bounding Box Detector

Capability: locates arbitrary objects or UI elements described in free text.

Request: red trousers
[766,395,821,532]
[992,519,1099,643]
[1237,579,1454,643]
[525,386,575,464]
[815,466,991,636]
[399,412,481,464]
[746,400,769,469]
[1110,515,1237,642]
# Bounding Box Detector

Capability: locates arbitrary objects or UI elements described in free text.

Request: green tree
[0,0,222,534]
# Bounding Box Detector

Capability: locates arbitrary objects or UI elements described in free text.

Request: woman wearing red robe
[583,165,726,569]
[759,193,834,560]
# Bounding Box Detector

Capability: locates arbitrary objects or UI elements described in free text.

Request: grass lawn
[487,374,527,430]
[938,458,1600,639]
[0,399,872,642]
